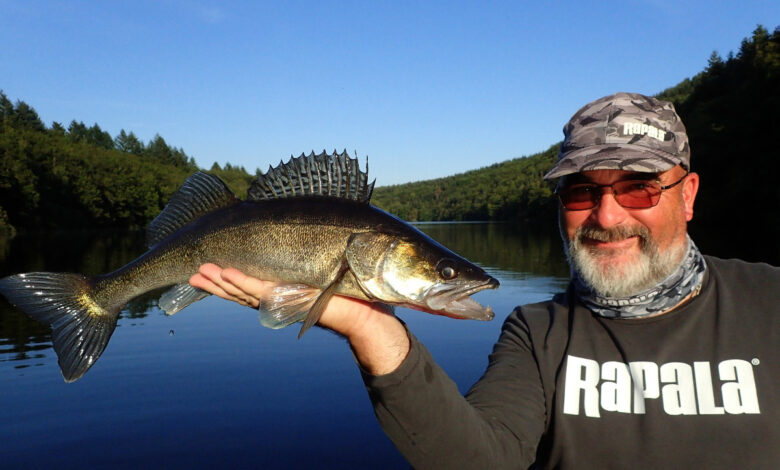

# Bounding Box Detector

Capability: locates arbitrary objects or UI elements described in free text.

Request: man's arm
[189,263,410,375]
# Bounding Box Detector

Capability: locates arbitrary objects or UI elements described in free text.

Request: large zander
[0,151,498,382]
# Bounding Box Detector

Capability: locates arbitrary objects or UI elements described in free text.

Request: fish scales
[93,198,377,307]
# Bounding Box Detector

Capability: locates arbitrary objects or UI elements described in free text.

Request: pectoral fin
[257,284,320,329]
[297,261,351,339]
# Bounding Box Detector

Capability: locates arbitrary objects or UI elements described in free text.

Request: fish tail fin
[0,273,120,382]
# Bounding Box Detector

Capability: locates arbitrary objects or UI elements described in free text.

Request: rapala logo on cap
[622,122,666,141]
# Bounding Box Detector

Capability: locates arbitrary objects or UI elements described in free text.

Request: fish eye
[436,259,458,280]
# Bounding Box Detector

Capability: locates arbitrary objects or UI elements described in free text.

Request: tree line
[371,145,558,224]
[0,96,253,236]
[0,25,777,263]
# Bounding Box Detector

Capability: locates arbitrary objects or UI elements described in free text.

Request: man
[190,93,779,469]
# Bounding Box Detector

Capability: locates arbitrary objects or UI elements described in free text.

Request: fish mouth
[422,276,499,321]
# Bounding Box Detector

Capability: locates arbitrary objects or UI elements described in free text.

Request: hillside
[372,145,558,223]
[0,99,253,235]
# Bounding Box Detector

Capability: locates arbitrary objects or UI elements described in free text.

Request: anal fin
[158,283,211,315]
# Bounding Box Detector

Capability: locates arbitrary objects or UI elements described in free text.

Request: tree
[0,91,13,124]
[50,121,66,136]
[145,134,193,168]
[706,51,725,74]
[67,120,89,142]
[87,123,114,149]
[115,129,145,155]
[146,134,174,165]
[13,101,45,131]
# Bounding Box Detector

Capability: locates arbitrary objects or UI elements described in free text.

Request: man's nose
[589,190,628,228]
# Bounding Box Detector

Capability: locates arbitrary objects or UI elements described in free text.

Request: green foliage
[0,205,15,238]
[373,145,559,224]
[0,120,191,230]
[0,95,45,132]
[13,102,46,132]
[114,129,144,154]
[145,134,196,169]
[50,121,66,135]
[207,161,254,197]
[0,90,251,234]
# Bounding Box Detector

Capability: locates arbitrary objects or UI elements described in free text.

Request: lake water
[0,223,569,469]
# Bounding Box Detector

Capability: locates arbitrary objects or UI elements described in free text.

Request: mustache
[576,225,651,244]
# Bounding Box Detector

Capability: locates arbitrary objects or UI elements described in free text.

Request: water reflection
[0,307,49,367]
[0,230,155,371]
[415,221,569,278]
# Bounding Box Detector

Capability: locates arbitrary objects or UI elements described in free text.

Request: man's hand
[189,264,410,375]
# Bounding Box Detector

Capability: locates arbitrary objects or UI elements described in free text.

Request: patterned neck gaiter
[573,236,707,319]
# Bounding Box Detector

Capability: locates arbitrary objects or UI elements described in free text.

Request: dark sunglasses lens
[613,180,662,208]
[559,186,596,210]
[559,180,664,210]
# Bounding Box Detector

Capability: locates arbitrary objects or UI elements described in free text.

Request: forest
[0,26,777,263]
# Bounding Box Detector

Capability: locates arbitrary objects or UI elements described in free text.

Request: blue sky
[1,1,777,185]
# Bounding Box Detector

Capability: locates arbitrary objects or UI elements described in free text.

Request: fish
[0,150,499,382]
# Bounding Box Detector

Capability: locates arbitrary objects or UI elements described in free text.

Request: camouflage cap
[544,92,690,179]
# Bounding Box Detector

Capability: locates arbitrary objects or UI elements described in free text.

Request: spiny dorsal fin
[147,172,239,248]
[247,149,375,203]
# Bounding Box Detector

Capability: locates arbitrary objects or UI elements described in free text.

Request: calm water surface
[0,223,569,469]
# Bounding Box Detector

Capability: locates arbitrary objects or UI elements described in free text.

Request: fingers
[189,272,230,297]
[189,264,227,295]
[220,268,274,299]
[189,263,265,308]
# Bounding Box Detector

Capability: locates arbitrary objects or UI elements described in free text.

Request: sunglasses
[557,172,689,210]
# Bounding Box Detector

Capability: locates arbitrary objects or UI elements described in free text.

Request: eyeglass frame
[555,171,690,211]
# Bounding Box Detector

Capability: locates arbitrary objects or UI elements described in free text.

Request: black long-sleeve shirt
[362,257,779,469]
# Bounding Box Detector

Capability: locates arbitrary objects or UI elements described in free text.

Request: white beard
[565,225,687,298]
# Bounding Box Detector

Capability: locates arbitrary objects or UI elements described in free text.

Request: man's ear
[682,172,700,221]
